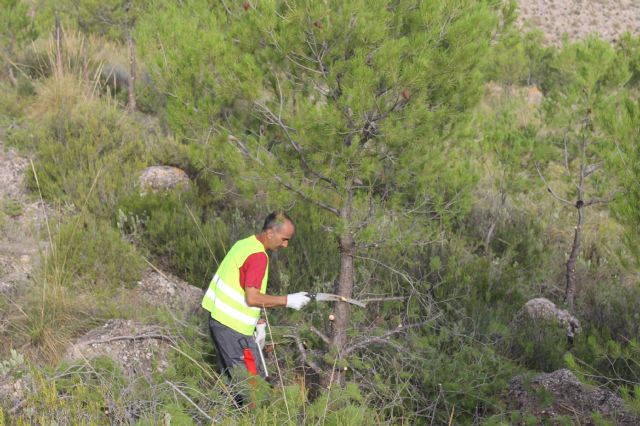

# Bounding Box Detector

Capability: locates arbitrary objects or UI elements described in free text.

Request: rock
[132,269,204,318]
[64,319,173,380]
[507,369,640,425]
[101,63,130,93]
[520,297,581,338]
[138,166,190,194]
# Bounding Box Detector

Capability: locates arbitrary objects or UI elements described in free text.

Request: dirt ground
[516,0,640,45]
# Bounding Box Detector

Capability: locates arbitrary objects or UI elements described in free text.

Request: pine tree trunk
[54,15,64,76]
[126,29,136,114]
[330,188,354,387]
[565,120,589,310]
[565,203,584,309]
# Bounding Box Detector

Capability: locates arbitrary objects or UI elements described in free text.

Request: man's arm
[241,253,310,310]
[245,287,287,308]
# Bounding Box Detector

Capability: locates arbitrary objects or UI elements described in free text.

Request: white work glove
[254,322,266,350]
[286,292,311,310]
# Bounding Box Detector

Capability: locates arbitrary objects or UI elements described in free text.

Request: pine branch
[165,381,214,422]
[360,296,407,303]
[289,331,323,374]
[227,134,341,216]
[273,175,340,216]
[583,192,619,207]
[343,320,433,356]
[254,90,340,191]
[535,162,573,205]
[308,325,331,345]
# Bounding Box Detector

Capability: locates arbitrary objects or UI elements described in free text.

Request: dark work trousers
[207,316,267,379]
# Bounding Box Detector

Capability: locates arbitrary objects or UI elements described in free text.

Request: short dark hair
[262,211,293,231]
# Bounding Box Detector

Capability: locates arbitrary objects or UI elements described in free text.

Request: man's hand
[286,292,311,310]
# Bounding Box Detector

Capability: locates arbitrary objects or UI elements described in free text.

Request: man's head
[261,211,295,251]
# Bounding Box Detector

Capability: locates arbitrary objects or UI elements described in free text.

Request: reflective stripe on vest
[201,235,268,335]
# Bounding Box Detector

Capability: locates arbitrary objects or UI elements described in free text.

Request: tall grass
[1,27,147,364]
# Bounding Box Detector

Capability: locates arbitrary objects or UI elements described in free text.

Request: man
[201,211,310,380]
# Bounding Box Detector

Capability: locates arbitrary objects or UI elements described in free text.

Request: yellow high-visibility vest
[201,235,268,335]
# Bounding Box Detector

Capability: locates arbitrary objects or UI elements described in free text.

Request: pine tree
[536,38,630,308]
[139,0,503,386]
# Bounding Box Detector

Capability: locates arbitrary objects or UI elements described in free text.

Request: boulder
[133,268,204,318]
[101,63,130,93]
[64,319,172,380]
[508,369,640,425]
[520,297,580,338]
[138,166,190,194]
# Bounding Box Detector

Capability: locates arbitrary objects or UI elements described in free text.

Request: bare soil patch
[516,0,640,45]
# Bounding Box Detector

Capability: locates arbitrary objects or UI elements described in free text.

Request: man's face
[266,220,295,251]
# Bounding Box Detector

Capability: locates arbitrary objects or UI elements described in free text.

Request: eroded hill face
[517,0,640,45]
[0,141,47,293]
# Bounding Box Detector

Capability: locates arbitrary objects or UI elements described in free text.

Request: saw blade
[313,292,366,308]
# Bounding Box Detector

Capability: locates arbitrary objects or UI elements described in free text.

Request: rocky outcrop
[64,319,173,380]
[132,268,204,318]
[518,297,581,339]
[138,166,190,194]
[508,369,640,425]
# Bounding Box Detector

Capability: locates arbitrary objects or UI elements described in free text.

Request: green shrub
[506,317,569,372]
[9,98,146,219]
[580,280,640,341]
[2,214,142,362]
[419,331,518,422]
[49,214,144,294]
[118,190,228,288]
[2,198,23,217]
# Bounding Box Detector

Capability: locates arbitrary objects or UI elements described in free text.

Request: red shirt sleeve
[239,252,268,290]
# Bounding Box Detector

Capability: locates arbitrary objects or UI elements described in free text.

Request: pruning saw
[308,292,366,308]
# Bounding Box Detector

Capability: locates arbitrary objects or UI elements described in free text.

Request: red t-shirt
[239,252,268,290]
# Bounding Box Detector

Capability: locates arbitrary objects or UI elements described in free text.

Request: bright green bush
[506,317,569,373]
[9,98,146,219]
[0,0,37,61]
[409,329,519,423]
[117,190,228,288]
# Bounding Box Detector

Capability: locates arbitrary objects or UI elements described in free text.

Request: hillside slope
[517,0,640,44]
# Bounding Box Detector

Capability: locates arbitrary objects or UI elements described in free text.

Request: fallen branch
[308,325,331,345]
[287,332,323,375]
[81,333,175,346]
[165,381,213,422]
[343,320,433,356]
